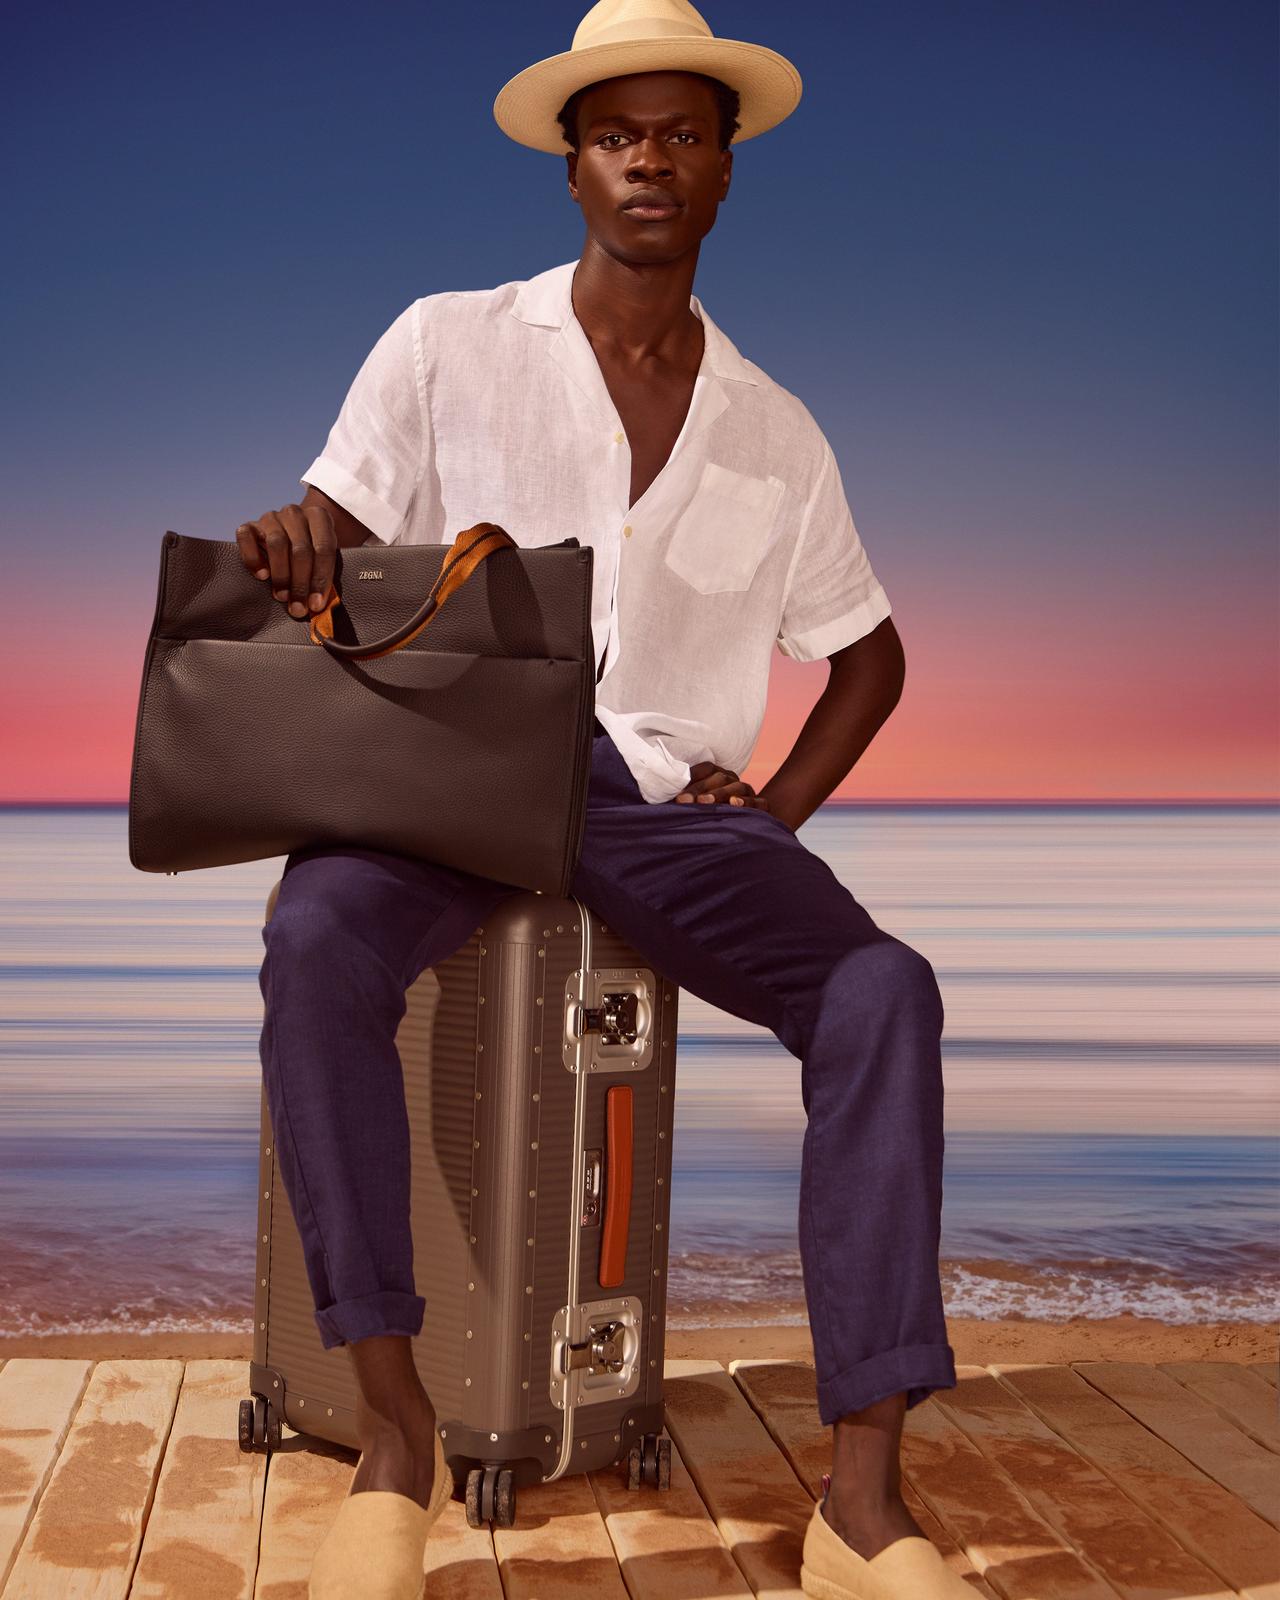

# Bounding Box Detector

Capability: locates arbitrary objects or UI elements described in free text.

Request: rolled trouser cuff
[816,1341,957,1426]
[313,1289,426,1350]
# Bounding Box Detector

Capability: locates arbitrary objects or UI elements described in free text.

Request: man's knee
[819,935,945,1030]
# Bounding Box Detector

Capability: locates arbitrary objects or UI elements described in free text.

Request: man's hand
[674,761,793,829]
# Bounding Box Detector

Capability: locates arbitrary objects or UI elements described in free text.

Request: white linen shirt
[300,258,891,804]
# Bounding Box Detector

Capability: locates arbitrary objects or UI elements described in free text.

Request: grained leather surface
[128,531,596,895]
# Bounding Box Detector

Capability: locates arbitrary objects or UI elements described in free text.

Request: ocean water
[0,803,1276,1339]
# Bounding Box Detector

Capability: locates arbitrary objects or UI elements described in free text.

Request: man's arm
[301,483,379,548]
[757,617,905,831]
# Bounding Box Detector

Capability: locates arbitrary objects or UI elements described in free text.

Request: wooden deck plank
[494,1465,631,1599]
[895,1374,1122,1598]
[1074,1363,1280,1529]
[590,1429,754,1599]
[936,1364,1231,1599]
[3,1359,182,1600]
[252,1424,355,1599]
[729,1357,999,1596]
[662,1358,814,1598]
[0,1358,93,1597]
[1157,1361,1280,1455]
[127,1361,267,1600]
[992,1362,1280,1600]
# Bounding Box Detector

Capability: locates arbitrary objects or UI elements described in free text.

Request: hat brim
[493,36,802,154]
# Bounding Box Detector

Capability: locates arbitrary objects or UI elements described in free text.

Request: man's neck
[570,243,703,366]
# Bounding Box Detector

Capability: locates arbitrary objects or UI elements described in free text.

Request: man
[243,4,969,1597]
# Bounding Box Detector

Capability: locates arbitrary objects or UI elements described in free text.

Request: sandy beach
[1,1312,1274,1367]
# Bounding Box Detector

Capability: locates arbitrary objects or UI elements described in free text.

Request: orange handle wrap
[306,521,515,658]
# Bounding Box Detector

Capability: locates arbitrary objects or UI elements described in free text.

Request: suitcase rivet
[533,1047,542,1056]
[613,1434,620,1443]
[273,1380,279,1388]
[473,1140,480,1149]
[465,1378,472,1386]
[545,1434,553,1443]
[660,1084,667,1094]
[532,1091,540,1100]
[542,929,551,937]
[531,1141,538,1150]
[259,1322,265,1330]
[491,1433,499,1442]
[628,1419,635,1426]
[467,1330,473,1339]
[526,1333,532,1342]
[655,1222,662,1231]
[528,1189,536,1197]
[537,947,545,956]
[327,1408,333,1416]
[479,947,486,955]
[657,1177,663,1186]
[299,1399,305,1406]
[472,1188,479,1196]
[475,1091,482,1100]
[535,997,543,1005]
[526,1237,534,1246]
[261,1278,267,1287]
[590,1064,597,1071]
[264,1147,271,1156]
[468,1282,475,1291]
[573,924,580,932]
[525,1285,532,1295]
[650,1359,657,1367]
[470,1235,477,1244]
[653,1269,660,1276]
[658,1130,665,1138]
[665,991,672,1001]
[263,1191,270,1199]
[522,1381,529,1390]
[479,996,485,1004]
[556,925,564,933]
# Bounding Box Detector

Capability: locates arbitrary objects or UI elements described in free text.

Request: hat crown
[572,0,713,52]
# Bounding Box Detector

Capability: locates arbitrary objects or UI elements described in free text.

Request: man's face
[565,71,732,266]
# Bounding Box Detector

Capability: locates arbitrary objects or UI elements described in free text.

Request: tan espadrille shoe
[308,1424,454,1600]
[800,1473,977,1599]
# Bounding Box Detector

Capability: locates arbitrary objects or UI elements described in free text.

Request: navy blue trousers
[257,720,957,1425]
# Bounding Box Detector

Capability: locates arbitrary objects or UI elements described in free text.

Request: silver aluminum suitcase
[240,880,679,1526]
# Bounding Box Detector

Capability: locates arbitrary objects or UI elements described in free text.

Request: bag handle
[306,522,516,661]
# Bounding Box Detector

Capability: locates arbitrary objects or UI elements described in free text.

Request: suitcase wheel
[465,1464,516,1529]
[627,1433,671,1490]
[238,1394,282,1454]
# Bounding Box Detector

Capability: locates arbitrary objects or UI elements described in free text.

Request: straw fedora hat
[493,0,803,155]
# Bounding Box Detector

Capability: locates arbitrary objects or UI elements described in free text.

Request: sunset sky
[3,0,1276,801]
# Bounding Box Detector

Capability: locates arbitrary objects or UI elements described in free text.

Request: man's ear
[566,150,578,202]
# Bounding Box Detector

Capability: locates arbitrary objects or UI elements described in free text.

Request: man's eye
[597,131,698,147]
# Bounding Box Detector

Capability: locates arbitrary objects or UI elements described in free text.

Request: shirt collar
[509,258,759,388]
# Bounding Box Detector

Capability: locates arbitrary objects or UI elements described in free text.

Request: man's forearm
[758,627,905,831]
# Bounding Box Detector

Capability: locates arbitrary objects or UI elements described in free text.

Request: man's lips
[620,190,682,219]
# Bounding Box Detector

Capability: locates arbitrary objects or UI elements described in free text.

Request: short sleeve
[775,439,891,660]
[299,302,423,545]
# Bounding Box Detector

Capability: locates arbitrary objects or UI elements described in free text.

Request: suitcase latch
[559,1319,627,1375]
[578,991,639,1044]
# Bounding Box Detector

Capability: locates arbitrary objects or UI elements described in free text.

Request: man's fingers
[304,502,338,610]
[234,523,270,580]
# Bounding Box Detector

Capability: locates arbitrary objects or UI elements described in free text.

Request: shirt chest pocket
[662,461,787,595]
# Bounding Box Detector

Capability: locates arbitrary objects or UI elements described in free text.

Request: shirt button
[623,524,633,538]
[613,431,624,444]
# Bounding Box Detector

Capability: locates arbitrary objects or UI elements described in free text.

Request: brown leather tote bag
[127,523,596,896]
